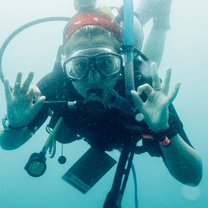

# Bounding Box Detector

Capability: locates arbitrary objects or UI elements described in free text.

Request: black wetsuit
[27,68,193,159]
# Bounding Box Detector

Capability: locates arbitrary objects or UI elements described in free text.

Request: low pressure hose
[0,17,69,83]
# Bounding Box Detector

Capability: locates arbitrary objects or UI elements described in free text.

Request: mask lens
[96,54,121,77]
[64,57,89,80]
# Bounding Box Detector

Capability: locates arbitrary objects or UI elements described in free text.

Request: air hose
[42,117,63,153]
[0,17,69,83]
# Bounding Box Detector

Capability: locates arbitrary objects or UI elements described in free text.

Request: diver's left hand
[131,62,181,132]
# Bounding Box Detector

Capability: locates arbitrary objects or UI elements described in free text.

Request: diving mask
[62,48,123,82]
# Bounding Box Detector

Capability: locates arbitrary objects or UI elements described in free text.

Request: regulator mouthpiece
[81,89,106,118]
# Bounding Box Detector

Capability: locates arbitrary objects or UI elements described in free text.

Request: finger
[31,96,46,115]
[131,90,143,110]
[13,72,22,95]
[168,82,181,103]
[21,71,34,94]
[4,78,12,103]
[137,83,153,96]
[28,86,41,101]
[151,62,161,90]
[161,68,172,95]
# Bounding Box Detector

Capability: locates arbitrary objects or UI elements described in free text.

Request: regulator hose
[0,16,69,83]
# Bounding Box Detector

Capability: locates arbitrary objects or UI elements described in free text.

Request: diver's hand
[4,72,45,128]
[131,63,180,132]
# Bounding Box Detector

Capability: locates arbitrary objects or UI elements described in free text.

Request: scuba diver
[0,0,202,207]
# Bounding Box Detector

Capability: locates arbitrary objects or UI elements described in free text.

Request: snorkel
[123,0,135,99]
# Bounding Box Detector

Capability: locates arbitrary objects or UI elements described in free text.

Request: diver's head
[61,4,143,100]
[61,10,123,100]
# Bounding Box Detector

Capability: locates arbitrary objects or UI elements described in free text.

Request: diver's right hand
[4,72,46,128]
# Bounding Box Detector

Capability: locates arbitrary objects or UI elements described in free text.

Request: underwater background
[0,0,207,207]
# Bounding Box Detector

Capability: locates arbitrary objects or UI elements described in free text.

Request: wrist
[151,125,179,147]
[151,128,171,147]
[2,116,26,131]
